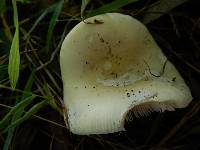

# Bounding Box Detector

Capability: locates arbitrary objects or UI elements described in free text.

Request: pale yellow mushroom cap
[60,13,192,135]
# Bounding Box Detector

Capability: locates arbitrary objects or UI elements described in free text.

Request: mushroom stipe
[60,13,192,135]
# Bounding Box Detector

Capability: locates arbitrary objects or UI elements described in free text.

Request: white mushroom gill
[60,13,192,135]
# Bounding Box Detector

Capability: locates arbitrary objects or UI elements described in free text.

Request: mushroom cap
[60,13,192,135]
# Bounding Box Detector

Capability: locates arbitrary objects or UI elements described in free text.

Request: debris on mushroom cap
[60,13,192,135]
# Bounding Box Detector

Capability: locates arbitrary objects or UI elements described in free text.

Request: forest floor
[0,0,200,150]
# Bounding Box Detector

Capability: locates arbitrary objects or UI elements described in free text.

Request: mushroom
[60,13,192,135]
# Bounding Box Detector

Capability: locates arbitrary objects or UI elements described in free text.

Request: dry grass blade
[85,0,139,18]
[0,103,66,129]
[142,0,189,24]
[153,101,200,149]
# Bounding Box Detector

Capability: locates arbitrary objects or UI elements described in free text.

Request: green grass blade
[45,0,64,53]
[0,95,36,130]
[43,83,59,112]
[3,127,15,150]
[0,0,6,14]
[8,0,20,89]
[81,0,91,19]
[16,0,30,3]
[3,101,47,133]
[3,96,35,150]
[25,4,58,39]
[86,0,139,18]
[8,29,20,89]
[21,71,35,100]
[3,109,25,150]
[2,74,36,150]
[25,11,49,39]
